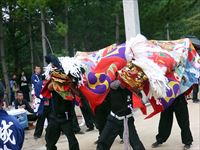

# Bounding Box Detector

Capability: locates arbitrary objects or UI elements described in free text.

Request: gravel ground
[23,100,200,150]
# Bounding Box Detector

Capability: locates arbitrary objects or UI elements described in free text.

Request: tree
[139,0,200,39]
[28,13,34,73]
[48,0,70,55]
[0,1,11,105]
[0,0,198,81]
[18,0,49,66]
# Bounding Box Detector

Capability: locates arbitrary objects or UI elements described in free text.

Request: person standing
[184,35,200,103]
[9,74,18,105]
[94,98,110,136]
[94,93,123,145]
[97,80,145,150]
[192,81,199,103]
[31,66,47,138]
[19,71,30,102]
[0,81,24,150]
[71,97,94,134]
[151,94,193,150]
[80,97,95,132]
[33,97,51,139]
[190,36,200,103]
[71,103,85,134]
[45,82,80,150]
[31,66,41,95]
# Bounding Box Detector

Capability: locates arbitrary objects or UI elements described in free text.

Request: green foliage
[139,0,200,39]
[0,0,199,79]
[18,0,48,10]
[56,21,68,37]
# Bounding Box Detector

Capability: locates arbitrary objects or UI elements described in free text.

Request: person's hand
[48,82,53,91]
[19,105,25,109]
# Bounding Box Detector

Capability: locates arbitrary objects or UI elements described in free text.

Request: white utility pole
[123,0,141,41]
[41,9,47,66]
[166,23,170,40]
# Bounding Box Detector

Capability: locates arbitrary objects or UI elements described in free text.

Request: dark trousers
[27,114,38,122]
[95,101,110,134]
[20,86,30,102]
[10,91,15,105]
[192,84,199,101]
[97,115,145,150]
[156,95,193,145]
[80,100,95,129]
[71,105,81,133]
[34,106,51,137]
[45,116,79,150]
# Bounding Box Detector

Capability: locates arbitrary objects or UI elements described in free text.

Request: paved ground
[23,100,199,150]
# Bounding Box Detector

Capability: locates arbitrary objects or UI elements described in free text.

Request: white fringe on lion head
[43,56,85,85]
[131,58,169,100]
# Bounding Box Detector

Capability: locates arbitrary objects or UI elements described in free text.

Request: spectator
[31,66,51,139]
[19,71,30,102]
[15,90,37,122]
[0,81,24,150]
[9,74,18,105]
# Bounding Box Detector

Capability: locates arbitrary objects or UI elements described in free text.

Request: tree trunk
[8,3,18,73]
[41,9,47,66]
[29,14,34,73]
[64,5,69,56]
[0,4,11,105]
[13,28,18,73]
[115,14,120,44]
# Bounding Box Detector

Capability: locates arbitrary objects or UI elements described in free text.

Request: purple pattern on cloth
[105,44,126,60]
[88,72,97,84]
[160,81,180,109]
[87,72,111,94]
[99,74,106,83]
[85,43,127,95]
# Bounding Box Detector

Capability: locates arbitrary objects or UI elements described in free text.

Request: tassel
[123,117,130,150]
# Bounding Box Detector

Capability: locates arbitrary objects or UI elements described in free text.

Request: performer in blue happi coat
[0,81,24,150]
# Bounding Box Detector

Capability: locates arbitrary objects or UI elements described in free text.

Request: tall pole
[64,5,69,56]
[123,0,140,41]
[41,9,47,66]
[166,23,170,40]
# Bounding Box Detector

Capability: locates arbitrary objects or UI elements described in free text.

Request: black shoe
[193,99,200,103]
[151,141,162,148]
[34,136,40,139]
[75,131,85,134]
[94,139,98,145]
[119,139,124,144]
[86,128,94,132]
[183,144,191,150]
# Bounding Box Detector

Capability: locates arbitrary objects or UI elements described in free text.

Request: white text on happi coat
[0,120,16,145]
